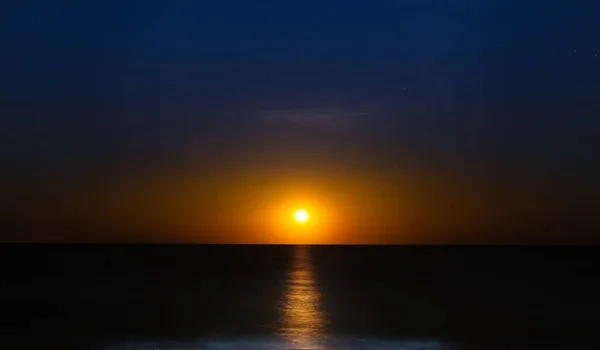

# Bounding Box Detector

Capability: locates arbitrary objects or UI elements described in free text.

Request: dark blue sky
[1,1,599,242]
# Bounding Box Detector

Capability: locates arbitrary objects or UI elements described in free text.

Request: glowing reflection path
[278,246,327,349]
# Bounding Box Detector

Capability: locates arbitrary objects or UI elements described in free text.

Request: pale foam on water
[99,337,448,350]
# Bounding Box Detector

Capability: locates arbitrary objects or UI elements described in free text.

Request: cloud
[257,108,372,128]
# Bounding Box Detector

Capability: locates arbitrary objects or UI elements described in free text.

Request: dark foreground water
[1,245,599,350]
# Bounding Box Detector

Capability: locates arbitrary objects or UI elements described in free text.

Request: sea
[1,245,598,350]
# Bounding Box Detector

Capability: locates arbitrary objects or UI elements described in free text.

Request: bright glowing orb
[294,209,309,223]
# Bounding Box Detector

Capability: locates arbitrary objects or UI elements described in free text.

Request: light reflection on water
[104,246,451,350]
[278,245,327,349]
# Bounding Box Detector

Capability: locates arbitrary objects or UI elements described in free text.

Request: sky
[1,0,599,243]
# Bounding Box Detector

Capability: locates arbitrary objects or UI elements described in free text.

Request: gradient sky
[1,1,599,243]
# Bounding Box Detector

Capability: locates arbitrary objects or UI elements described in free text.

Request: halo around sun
[294,209,309,223]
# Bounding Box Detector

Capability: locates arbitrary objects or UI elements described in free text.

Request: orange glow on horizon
[42,169,463,244]
[259,193,337,244]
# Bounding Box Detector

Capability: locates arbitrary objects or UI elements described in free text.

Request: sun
[294,209,309,224]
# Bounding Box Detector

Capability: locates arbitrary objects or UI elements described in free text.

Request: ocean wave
[99,337,448,350]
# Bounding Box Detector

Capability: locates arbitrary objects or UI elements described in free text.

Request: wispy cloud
[257,108,372,127]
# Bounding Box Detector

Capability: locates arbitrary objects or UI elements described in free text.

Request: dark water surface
[1,245,598,349]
